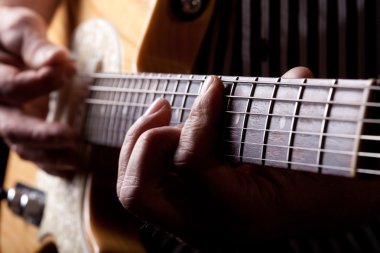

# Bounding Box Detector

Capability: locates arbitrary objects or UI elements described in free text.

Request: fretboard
[82,72,380,177]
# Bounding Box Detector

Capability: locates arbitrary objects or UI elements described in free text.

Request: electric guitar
[2,0,380,252]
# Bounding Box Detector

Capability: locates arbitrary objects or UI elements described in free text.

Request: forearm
[0,0,62,23]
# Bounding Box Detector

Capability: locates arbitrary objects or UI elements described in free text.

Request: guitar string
[84,124,377,176]
[84,99,380,125]
[85,119,380,159]
[85,73,380,91]
[84,120,380,175]
[86,85,380,109]
[83,100,380,142]
[83,119,380,174]
[78,75,380,176]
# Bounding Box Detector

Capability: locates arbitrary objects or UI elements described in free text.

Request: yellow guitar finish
[1,0,215,252]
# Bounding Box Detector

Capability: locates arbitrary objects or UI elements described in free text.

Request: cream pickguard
[37,19,122,253]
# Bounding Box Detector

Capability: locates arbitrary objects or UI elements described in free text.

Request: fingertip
[201,76,223,95]
[31,42,71,68]
[144,98,170,116]
[282,66,314,79]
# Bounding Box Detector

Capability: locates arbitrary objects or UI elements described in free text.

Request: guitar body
[1,0,216,252]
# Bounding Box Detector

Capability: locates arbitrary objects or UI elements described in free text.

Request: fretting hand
[117,68,380,250]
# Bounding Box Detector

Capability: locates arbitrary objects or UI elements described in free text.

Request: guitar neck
[82,72,380,178]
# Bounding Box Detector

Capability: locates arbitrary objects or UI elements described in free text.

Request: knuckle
[123,116,148,143]
[139,128,165,148]
[119,183,142,211]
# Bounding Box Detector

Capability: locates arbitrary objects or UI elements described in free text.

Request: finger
[174,76,225,169]
[0,62,75,104]
[282,66,314,78]
[0,7,70,68]
[117,98,171,196]
[119,126,184,232]
[0,108,76,148]
[12,145,79,168]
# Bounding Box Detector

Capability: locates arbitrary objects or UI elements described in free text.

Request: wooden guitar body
[1,0,216,252]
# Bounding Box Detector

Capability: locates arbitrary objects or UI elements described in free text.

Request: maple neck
[82,72,380,178]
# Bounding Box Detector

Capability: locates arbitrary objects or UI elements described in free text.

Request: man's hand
[118,70,380,250]
[0,6,78,176]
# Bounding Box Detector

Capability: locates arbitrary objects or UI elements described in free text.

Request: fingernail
[201,76,215,94]
[144,98,166,116]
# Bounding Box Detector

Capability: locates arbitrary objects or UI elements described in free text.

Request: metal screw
[180,0,202,14]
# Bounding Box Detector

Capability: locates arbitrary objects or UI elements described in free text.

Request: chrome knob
[6,183,45,226]
[171,0,209,21]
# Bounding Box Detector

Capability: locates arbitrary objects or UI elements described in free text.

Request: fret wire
[88,80,98,143]
[222,81,238,160]
[261,81,279,166]
[99,78,110,144]
[122,78,135,139]
[84,99,380,125]
[85,73,377,91]
[116,78,126,143]
[131,78,143,134]
[317,80,337,173]
[108,78,118,145]
[167,78,178,113]
[116,78,128,144]
[178,79,191,124]
[112,79,125,144]
[87,86,380,108]
[84,87,97,143]
[351,79,371,176]
[239,80,257,162]
[286,84,305,169]
[162,79,169,98]
[105,78,118,145]
[151,78,160,105]
[140,79,150,118]
[92,78,102,143]
[197,75,207,94]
